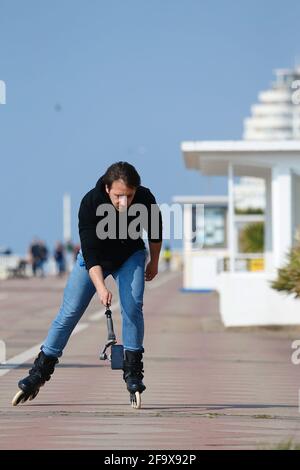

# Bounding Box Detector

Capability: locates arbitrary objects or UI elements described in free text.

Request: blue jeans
[42,249,147,358]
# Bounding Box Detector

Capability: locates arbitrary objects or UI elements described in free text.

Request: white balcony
[244,115,293,129]
[243,129,294,140]
[251,103,293,116]
[258,89,291,103]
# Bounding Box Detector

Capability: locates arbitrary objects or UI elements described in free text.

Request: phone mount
[99,306,124,369]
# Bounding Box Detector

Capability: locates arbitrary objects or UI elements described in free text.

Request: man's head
[102,162,141,211]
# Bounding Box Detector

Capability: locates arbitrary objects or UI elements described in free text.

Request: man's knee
[121,300,143,319]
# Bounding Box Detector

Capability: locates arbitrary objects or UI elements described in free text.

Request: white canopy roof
[182,140,300,176]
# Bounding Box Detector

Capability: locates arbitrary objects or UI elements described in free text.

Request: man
[13,162,162,406]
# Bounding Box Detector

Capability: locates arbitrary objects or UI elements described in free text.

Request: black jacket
[78,176,162,271]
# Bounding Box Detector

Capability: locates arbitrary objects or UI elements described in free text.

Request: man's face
[105,179,136,212]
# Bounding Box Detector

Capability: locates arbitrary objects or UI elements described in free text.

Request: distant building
[235,67,300,212]
[173,194,264,291]
[179,65,300,326]
[243,66,300,140]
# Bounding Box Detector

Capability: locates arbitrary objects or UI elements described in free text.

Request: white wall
[219,272,300,327]
[272,165,293,269]
[292,172,300,244]
[184,250,228,290]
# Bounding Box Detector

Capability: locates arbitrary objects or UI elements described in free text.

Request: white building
[178,66,300,324]
[173,195,228,291]
[173,195,265,291]
[234,66,300,213]
[182,140,300,327]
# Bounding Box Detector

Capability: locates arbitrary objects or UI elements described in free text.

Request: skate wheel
[12,390,27,406]
[130,392,142,409]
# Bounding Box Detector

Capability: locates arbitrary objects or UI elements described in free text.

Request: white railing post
[228,162,235,272]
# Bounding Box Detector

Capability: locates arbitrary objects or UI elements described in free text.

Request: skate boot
[123,349,146,409]
[12,350,58,406]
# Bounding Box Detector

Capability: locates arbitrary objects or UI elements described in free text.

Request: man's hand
[88,265,112,307]
[145,260,158,281]
[98,285,113,307]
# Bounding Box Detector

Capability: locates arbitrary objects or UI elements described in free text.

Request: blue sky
[1,0,300,253]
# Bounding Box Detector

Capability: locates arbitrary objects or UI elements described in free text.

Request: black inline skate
[100,307,145,409]
[12,350,58,406]
[123,349,146,409]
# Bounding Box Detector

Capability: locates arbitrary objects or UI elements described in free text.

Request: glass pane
[193,206,226,248]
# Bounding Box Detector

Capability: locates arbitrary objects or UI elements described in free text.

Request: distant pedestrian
[65,239,75,272]
[54,242,66,276]
[162,244,172,271]
[29,238,42,277]
[39,241,49,277]
[29,238,48,277]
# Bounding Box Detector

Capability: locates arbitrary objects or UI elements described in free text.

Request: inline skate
[123,349,146,409]
[12,350,58,406]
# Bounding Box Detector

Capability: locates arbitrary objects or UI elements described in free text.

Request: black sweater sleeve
[78,194,100,271]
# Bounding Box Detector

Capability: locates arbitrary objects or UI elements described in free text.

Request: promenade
[0,272,300,449]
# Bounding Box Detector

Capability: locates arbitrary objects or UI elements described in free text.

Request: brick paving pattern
[0,272,300,449]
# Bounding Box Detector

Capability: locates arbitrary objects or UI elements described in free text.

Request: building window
[192,205,226,249]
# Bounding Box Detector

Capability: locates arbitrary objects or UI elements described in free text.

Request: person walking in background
[54,241,66,277]
[39,240,49,278]
[13,162,162,409]
[162,244,172,271]
[65,239,75,272]
[29,238,42,277]
[29,238,49,278]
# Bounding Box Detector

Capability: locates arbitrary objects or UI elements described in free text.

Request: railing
[217,254,265,273]
[0,255,34,279]
[0,255,21,279]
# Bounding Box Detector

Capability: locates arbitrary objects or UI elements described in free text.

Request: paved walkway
[0,272,300,449]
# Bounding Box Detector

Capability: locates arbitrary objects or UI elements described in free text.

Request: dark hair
[102,162,141,189]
